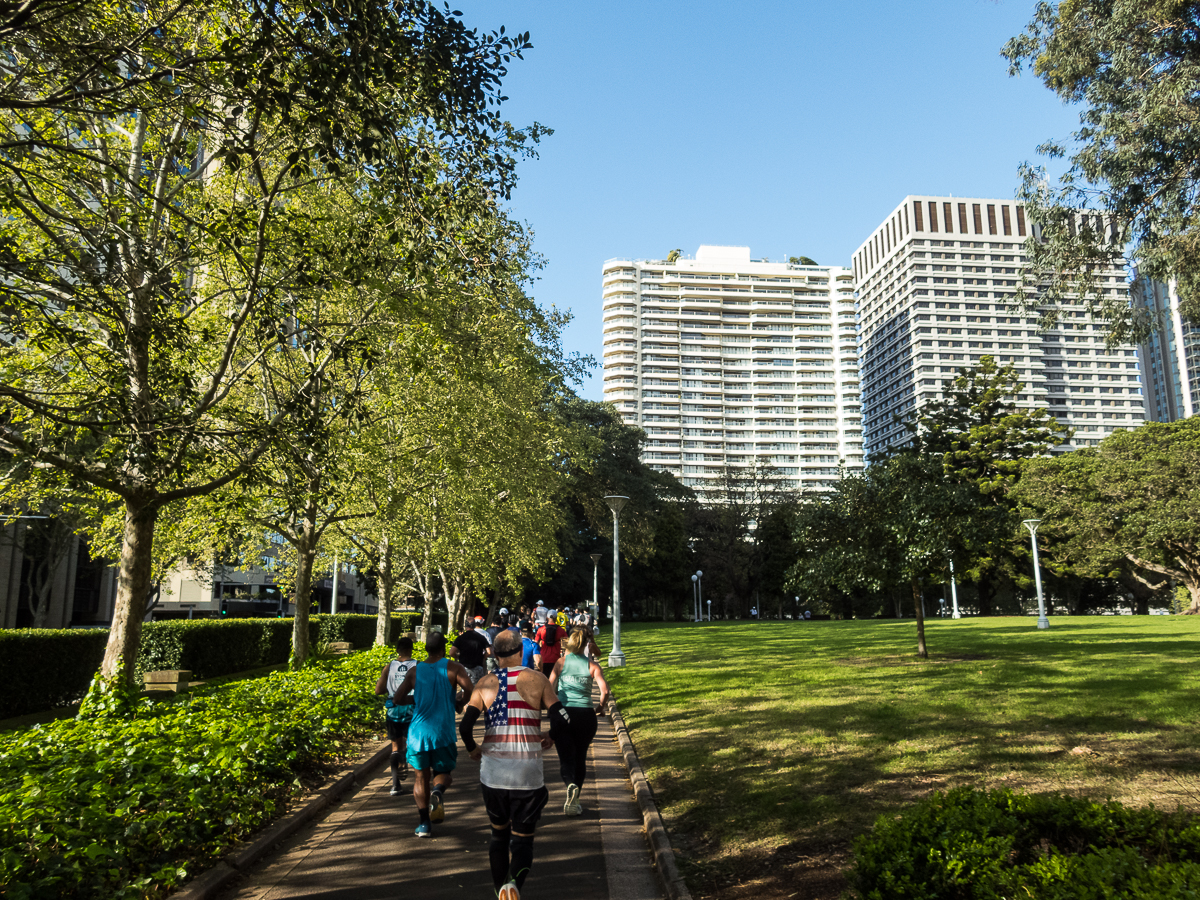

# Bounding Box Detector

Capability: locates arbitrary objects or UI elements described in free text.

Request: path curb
[608,698,693,900]
[171,741,391,899]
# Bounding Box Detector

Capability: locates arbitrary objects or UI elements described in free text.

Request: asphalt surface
[219,707,663,900]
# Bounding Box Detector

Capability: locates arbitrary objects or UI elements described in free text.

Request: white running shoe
[564,783,582,816]
[430,790,445,823]
[497,882,520,900]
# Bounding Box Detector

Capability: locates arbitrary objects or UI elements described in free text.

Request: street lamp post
[948,554,961,619]
[690,574,698,622]
[589,553,602,634]
[696,570,703,622]
[707,598,711,621]
[1023,518,1050,630]
[604,496,630,667]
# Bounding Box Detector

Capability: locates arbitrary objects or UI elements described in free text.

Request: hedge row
[0,645,404,899]
[851,786,1200,899]
[0,614,414,720]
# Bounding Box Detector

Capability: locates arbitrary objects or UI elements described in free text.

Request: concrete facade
[853,196,1144,458]
[601,245,863,493]
[0,521,117,629]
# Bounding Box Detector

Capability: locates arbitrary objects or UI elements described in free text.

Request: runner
[554,607,569,628]
[550,629,612,815]
[394,631,474,837]
[460,630,571,900]
[374,636,418,796]
[450,624,490,686]
[534,615,563,677]
[519,621,540,670]
[473,615,492,645]
[533,600,549,627]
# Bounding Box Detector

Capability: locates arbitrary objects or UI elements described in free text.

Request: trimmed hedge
[850,787,1200,900]
[0,614,413,720]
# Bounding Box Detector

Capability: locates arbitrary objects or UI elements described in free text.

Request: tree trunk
[911,576,927,659]
[977,573,995,616]
[290,515,319,667]
[1184,581,1200,615]
[374,535,393,646]
[99,498,158,686]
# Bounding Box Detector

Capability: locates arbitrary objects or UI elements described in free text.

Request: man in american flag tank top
[460,630,571,900]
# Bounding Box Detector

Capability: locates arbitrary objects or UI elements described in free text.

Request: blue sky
[458,1,1080,400]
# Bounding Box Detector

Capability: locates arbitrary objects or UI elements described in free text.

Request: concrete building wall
[1134,275,1199,422]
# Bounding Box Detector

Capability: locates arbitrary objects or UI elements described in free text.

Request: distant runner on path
[459,630,571,900]
[394,632,474,838]
[549,629,612,816]
[375,636,417,796]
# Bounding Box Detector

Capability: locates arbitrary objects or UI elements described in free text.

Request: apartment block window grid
[1133,275,1200,422]
[601,246,864,494]
[853,195,1145,459]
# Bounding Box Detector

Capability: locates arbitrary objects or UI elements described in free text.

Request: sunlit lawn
[601,617,1200,896]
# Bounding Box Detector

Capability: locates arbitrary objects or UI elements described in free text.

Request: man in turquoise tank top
[394,631,475,837]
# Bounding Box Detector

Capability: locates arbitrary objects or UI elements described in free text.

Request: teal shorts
[406,743,457,774]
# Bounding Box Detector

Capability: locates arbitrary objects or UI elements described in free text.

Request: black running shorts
[481,784,549,833]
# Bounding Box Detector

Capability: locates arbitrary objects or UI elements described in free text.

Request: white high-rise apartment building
[601,246,863,492]
[1133,276,1200,421]
[853,196,1144,458]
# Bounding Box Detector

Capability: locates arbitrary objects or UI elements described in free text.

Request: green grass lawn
[601,617,1200,899]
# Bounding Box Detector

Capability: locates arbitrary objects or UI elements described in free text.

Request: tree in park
[0,0,541,688]
[1004,1,1200,340]
[905,356,1070,614]
[1014,418,1200,614]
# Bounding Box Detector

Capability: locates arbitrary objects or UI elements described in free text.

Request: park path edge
[608,696,694,900]
[169,740,391,900]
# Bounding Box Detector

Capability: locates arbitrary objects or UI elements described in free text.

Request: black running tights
[553,706,597,788]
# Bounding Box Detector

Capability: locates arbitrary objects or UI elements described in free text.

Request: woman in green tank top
[549,627,612,816]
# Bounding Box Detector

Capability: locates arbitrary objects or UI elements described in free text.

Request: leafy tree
[1014,418,1200,614]
[0,1,542,687]
[789,255,819,266]
[1003,1,1200,339]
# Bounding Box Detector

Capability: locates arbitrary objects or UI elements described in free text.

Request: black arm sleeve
[459,704,481,752]
[548,701,571,741]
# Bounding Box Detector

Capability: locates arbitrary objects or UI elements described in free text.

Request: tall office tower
[1133,275,1200,421]
[601,245,863,493]
[853,196,1144,458]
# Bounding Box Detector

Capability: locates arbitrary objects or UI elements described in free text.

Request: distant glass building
[601,245,863,493]
[1133,276,1200,421]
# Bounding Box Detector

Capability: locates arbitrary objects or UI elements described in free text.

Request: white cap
[498,607,508,617]
[536,600,544,607]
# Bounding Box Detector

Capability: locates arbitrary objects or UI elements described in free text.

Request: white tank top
[480,667,544,790]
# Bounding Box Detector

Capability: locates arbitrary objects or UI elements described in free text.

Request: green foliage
[1003,1,1200,338]
[0,646,393,899]
[0,629,107,719]
[850,787,1200,900]
[0,615,405,719]
[789,255,819,266]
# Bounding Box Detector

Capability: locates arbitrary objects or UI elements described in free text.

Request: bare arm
[375,662,391,697]
[548,656,565,688]
[449,661,474,708]
[590,660,613,712]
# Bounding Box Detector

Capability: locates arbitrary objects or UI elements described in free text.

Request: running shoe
[430,790,445,823]
[497,882,520,900]
[414,822,432,838]
[564,783,582,816]
[390,787,402,796]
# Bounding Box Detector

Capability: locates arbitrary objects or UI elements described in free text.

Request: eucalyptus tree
[0,0,541,688]
[1004,1,1200,338]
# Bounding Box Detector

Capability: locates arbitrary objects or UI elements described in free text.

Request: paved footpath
[218,708,664,900]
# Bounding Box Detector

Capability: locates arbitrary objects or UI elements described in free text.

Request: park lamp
[589,553,602,632]
[604,496,630,667]
[1022,519,1050,630]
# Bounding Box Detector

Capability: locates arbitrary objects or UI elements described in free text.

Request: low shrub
[0,645,403,899]
[0,615,412,719]
[850,786,1200,900]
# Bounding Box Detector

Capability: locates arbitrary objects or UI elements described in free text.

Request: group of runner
[375,602,610,900]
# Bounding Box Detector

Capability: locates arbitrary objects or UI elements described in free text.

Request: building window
[928,202,938,232]
[1016,206,1027,236]
[914,202,924,231]
[987,205,997,234]
[1002,205,1012,236]
[943,203,954,233]
[959,203,969,233]
[973,204,983,234]
[904,205,910,234]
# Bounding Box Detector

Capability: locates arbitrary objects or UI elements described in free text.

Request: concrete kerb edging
[608,698,694,900]
[170,741,391,900]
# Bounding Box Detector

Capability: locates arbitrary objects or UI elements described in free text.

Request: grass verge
[602,617,1200,900]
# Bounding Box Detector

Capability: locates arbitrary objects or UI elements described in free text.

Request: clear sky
[457,1,1080,400]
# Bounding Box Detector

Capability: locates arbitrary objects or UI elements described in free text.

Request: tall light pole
[590,553,602,633]
[947,553,961,619]
[696,570,703,622]
[691,574,698,622]
[604,496,629,667]
[1023,519,1050,630]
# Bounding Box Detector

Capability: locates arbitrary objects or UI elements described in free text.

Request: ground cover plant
[603,618,1200,900]
[0,644,402,899]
